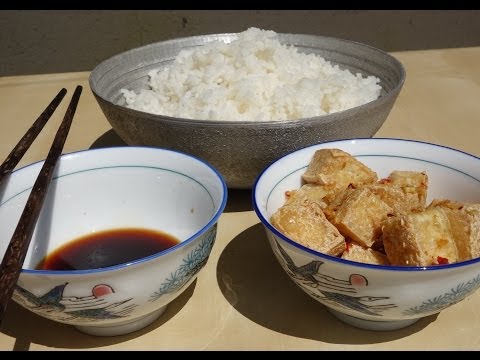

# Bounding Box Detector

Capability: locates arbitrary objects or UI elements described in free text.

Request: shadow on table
[89,129,253,213]
[0,280,196,350]
[89,128,127,149]
[216,223,437,345]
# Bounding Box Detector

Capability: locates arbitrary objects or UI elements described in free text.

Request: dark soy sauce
[36,228,180,271]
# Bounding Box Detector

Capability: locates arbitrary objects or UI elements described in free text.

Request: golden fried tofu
[360,171,427,216]
[301,149,378,193]
[328,187,393,248]
[459,204,480,259]
[382,207,459,266]
[428,200,480,261]
[364,183,409,215]
[271,200,345,256]
[388,171,428,209]
[284,184,332,209]
[341,241,390,265]
[427,199,463,210]
[322,187,356,222]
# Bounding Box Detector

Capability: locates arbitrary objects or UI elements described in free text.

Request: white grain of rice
[121,27,382,121]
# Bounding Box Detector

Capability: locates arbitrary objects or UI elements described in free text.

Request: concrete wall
[1,10,479,76]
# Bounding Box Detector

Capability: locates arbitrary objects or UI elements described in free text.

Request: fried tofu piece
[428,200,480,261]
[271,200,345,256]
[323,187,356,222]
[382,207,459,266]
[364,183,409,215]
[443,206,480,261]
[427,199,464,211]
[284,184,332,209]
[302,149,378,194]
[365,171,428,216]
[341,241,390,265]
[328,188,393,248]
[387,171,428,210]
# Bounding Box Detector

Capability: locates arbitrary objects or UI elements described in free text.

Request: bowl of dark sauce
[0,146,227,336]
[36,228,181,271]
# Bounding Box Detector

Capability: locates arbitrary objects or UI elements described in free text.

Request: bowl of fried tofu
[253,138,480,331]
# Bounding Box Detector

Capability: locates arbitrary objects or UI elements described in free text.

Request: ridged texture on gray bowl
[89,33,405,189]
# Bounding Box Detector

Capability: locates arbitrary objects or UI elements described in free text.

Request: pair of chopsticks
[0,86,82,326]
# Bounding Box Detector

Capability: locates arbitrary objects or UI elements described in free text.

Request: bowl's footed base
[328,308,419,331]
[74,305,167,336]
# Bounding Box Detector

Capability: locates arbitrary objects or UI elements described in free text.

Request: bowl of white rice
[89,28,405,189]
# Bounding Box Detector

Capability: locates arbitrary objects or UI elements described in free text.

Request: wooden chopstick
[0,85,83,325]
[0,88,67,187]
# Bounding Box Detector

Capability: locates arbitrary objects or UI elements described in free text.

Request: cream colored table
[1,47,480,350]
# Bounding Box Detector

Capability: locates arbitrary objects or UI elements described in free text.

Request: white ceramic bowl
[0,147,227,336]
[253,138,480,331]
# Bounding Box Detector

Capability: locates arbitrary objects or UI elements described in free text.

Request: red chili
[437,256,449,265]
[345,241,351,252]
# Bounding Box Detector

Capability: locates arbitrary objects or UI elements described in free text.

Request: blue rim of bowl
[252,137,480,272]
[11,146,228,276]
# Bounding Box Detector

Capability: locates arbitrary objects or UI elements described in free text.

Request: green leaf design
[150,226,216,302]
[403,274,480,316]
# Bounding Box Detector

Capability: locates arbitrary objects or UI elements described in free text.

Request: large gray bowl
[89,33,405,189]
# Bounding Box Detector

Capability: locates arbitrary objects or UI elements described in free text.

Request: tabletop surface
[0,46,480,350]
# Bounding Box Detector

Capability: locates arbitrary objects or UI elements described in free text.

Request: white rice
[121,27,382,122]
